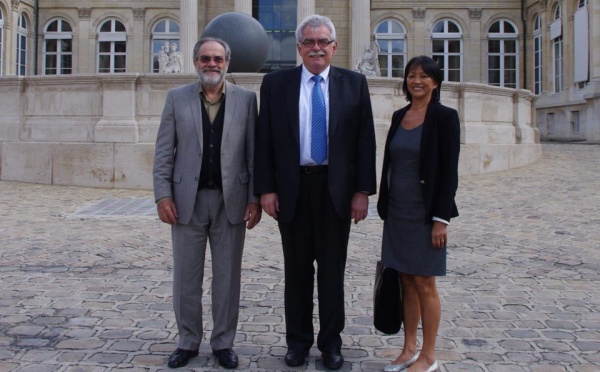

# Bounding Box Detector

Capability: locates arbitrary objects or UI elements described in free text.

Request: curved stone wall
[0,73,540,190]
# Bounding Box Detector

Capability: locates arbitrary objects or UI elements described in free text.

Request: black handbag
[373,260,403,334]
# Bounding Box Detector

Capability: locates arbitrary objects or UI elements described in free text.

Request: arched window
[533,15,542,95]
[17,14,27,76]
[488,19,519,88]
[0,10,4,76]
[552,4,563,93]
[151,19,180,73]
[374,19,407,78]
[44,19,73,75]
[431,19,462,82]
[97,19,127,73]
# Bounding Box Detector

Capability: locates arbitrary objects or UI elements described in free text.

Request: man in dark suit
[254,14,376,370]
[153,37,261,369]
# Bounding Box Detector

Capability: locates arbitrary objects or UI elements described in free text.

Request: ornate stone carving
[133,8,146,20]
[78,8,91,19]
[469,8,482,20]
[412,8,426,20]
[156,42,184,73]
[11,0,20,10]
[539,0,547,11]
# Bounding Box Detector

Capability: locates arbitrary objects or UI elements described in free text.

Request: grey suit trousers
[171,188,246,351]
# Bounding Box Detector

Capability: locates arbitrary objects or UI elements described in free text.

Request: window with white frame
[488,19,518,88]
[551,5,563,93]
[0,10,3,76]
[374,19,407,78]
[573,0,589,85]
[151,19,180,73]
[97,19,127,73]
[553,36,563,92]
[44,19,73,75]
[533,15,542,95]
[431,19,462,82]
[17,14,27,76]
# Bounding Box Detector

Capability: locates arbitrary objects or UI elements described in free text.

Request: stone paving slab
[0,143,599,371]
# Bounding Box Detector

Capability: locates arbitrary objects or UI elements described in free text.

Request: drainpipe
[34,0,39,75]
[521,0,527,90]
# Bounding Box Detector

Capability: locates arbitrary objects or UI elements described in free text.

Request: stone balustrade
[0,73,540,190]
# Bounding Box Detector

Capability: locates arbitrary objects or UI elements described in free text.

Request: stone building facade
[0,0,548,188]
[0,0,596,141]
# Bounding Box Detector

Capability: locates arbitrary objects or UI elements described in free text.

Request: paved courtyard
[0,143,599,372]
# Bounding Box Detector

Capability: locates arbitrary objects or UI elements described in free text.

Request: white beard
[198,69,226,88]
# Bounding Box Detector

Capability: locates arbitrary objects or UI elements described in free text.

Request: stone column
[234,0,252,15]
[350,0,370,71]
[411,8,427,56]
[76,8,92,74]
[466,8,482,83]
[5,0,20,75]
[296,0,315,65]
[180,0,198,73]
[132,8,146,72]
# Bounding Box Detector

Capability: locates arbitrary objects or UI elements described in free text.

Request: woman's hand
[431,221,448,249]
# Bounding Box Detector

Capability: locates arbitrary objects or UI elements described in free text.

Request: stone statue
[356,42,381,77]
[157,44,169,73]
[164,42,184,73]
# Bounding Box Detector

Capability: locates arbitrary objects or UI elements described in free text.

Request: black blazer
[377,100,460,223]
[255,65,377,224]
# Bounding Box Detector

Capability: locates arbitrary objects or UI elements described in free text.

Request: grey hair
[193,37,232,63]
[295,14,336,44]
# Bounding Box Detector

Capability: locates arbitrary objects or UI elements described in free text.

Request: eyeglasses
[301,38,335,48]
[199,55,225,64]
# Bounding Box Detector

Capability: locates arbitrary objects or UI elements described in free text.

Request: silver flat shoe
[425,360,439,372]
[383,352,420,372]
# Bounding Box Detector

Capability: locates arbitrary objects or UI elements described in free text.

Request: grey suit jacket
[153,80,259,225]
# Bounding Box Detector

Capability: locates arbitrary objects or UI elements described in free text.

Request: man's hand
[244,203,262,229]
[157,198,178,225]
[351,192,369,224]
[260,193,279,219]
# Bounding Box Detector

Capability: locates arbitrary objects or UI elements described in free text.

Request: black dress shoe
[284,349,309,367]
[322,349,344,370]
[213,348,239,369]
[168,348,199,368]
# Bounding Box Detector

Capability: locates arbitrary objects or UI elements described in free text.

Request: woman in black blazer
[378,56,460,372]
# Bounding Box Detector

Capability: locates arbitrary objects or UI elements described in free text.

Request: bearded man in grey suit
[153,37,261,369]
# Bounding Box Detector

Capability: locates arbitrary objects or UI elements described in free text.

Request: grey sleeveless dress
[381,124,446,276]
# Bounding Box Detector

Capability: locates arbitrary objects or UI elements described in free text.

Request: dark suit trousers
[278,170,351,352]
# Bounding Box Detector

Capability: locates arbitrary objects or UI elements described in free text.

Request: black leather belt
[299,165,328,174]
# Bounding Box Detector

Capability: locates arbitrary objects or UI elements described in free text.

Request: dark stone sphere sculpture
[202,12,269,73]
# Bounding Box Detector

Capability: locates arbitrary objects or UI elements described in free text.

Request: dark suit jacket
[377,100,460,223]
[255,65,377,224]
